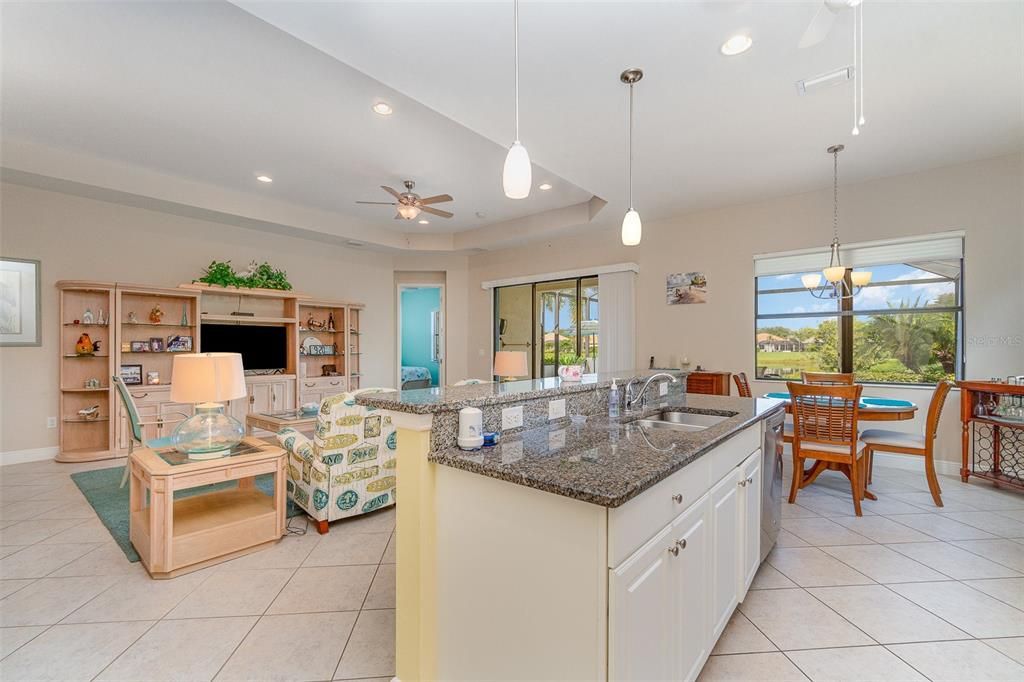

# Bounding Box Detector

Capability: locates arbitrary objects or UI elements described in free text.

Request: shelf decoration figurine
[327,311,335,332]
[75,333,95,356]
[82,308,95,324]
[84,378,101,389]
[306,313,326,331]
[170,352,247,459]
[180,304,189,326]
[77,405,100,420]
[97,308,107,325]
[127,311,139,324]
[149,304,164,324]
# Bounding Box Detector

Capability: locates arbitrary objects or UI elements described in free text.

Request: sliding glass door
[493,276,598,380]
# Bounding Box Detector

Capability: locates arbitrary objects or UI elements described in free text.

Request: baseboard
[870,451,960,477]
[0,446,59,466]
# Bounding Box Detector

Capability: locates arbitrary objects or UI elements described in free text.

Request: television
[200,324,287,372]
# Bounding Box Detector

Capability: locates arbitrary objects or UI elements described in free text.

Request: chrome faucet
[624,373,678,412]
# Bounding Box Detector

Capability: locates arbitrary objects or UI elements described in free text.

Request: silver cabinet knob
[738,480,747,487]
[676,538,687,550]
[747,476,754,484]
[671,493,683,504]
[668,544,680,556]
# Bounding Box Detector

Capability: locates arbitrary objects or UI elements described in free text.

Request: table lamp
[493,351,528,382]
[170,353,247,459]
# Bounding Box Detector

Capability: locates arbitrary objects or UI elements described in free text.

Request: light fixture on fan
[620,68,643,246]
[802,144,871,299]
[502,0,531,199]
[396,204,421,220]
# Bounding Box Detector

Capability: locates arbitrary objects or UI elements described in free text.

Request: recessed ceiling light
[418,219,429,225]
[255,174,273,183]
[372,101,393,116]
[720,34,752,56]
[538,183,552,191]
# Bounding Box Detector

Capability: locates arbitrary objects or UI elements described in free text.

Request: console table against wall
[957,380,1024,491]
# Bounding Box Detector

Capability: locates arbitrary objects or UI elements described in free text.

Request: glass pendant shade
[502,141,532,199]
[621,209,642,246]
[801,273,822,289]
[850,270,872,287]
[823,266,846,283]
[397,204,421,220]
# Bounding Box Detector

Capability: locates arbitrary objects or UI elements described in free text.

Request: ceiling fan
[798,0,861,49]
[356,180,454,220]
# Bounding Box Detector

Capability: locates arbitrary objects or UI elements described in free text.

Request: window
[755,260,963,384]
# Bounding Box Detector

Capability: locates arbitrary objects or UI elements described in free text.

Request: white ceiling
[3,1,1022,251]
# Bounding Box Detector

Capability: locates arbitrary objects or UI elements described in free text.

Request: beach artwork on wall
[666,272,708,305]
[0,258,41,346]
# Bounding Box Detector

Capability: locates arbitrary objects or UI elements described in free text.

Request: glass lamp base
[172,404,244,458]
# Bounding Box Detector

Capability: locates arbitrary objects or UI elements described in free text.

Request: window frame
[754,261,965,386]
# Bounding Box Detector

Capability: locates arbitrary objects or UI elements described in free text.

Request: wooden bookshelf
[57,282,116,462]
[298,300,365,401]
[116,284,201,391]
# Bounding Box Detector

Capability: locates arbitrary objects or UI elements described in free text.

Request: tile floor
[0,456,394,682]
[1,454,1022,681]
[701,460,1024,682]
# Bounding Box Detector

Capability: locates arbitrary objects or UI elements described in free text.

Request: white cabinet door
[609,522,679,682]
[671,495,712,682]
[739,450,762,597]
[269,379,294,411]
[249,382,273,414]
[710,468,741,641]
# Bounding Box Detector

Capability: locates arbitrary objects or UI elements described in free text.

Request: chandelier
[802,145,872,299]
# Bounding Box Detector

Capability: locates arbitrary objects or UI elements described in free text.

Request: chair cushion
[860,429,926,450]
[798,441,866,455]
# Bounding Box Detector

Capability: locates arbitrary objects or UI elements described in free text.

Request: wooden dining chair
[787,381,868,515]
[860,381,952,507]
[802,371,855,385]
[733,372,752,397]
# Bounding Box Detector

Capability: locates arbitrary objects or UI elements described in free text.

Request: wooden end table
[129,436,287,579]
[245,410,319,436]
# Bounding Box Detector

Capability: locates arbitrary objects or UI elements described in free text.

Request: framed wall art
[0,257,41,346]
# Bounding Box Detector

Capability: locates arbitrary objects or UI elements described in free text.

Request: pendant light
[620,68,643,246]
[502,0,531,199]
[802,145,871,299]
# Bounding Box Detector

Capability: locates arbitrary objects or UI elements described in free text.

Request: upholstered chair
[277,388,397,534]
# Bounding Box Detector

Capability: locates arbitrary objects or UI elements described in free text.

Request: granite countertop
[429,394,785,508]
[356,369,686,414]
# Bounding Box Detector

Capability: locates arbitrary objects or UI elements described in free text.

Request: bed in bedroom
[401,366,433,390]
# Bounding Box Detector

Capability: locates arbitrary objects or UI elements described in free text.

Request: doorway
[397,284,444,389]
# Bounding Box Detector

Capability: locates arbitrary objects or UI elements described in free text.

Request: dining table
[762,391,919,500]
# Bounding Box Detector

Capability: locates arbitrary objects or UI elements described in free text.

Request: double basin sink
[633,409,733,432]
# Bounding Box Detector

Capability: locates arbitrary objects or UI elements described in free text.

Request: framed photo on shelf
[146,370,161,385]
[0,257,41,347]
[130,340,149,353]
[166,335,192,352]
[149,337,164,352]
[121,341,132,352]
[120,364,143,385]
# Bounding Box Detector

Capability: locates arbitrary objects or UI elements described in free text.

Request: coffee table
[128,436,287,579]
[245,409,319,436]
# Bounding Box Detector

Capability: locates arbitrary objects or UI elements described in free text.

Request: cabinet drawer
[300,377,347,390]
[608,424,759,568]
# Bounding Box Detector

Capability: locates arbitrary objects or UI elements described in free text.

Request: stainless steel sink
[634,410,732,432]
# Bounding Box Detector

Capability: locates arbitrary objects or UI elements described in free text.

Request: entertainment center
[56,280,364,462]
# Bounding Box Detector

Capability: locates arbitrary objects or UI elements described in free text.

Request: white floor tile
[885,513,998,541]
[333,609,396,680]
[62,569,209,623]
[952,538,1024,572]
[888,639,1024,682]
[888,581,1024,638]
[777,529,811,547]
[698,652,808,681]
[0,542,100,579]
[711,610,776,655]
[782,518,875,546]
[0,621,152,681]
[781,503,821,519]
[214,530,320,571]
[767,547,874,588]
[891,492,978,513]
[887,541,1021,580]
[0,518,85,546]
[808,584,970,644]
[266,565,376,615]
[0,625,46,659]
[165,568,293,619]
[303,531,390,567]
[739,588,872,651]
[381,531,395,564]
[962,577,1024,610]
[0,578,35,600]
[48,543,141,578]
[216,611,357,681]
[830,516,935,544]
[97,616,257,681]
[787,645,927,681]
[984,637,1024,666]
[819,544,948,584]
[363,563,396,610]
[749,563,798,590]
[0,575,118,626]
[942,510,1024,538]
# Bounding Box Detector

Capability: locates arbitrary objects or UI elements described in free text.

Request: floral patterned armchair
[277,388,398,533]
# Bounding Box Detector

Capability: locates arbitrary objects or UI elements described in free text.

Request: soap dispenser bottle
[608,379,621,418]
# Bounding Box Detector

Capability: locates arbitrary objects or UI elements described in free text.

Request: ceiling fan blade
[418,194,453,205]
[798,4,837,49]
[380,185,402,200]
[420,206,454,219]
[355,201,398,205]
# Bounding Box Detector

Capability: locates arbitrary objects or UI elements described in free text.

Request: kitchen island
[358,373,785,682]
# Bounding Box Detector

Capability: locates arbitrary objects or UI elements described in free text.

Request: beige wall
[465,154,1024,465]
[0,182,469,455]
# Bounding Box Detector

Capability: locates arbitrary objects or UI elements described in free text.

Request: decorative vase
[558,365,584,382]
[171,404,244,459]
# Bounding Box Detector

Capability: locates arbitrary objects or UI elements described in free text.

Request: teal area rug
[70,466,301,562]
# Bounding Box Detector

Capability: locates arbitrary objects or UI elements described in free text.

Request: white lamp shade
[850,270,872,287]
[801,273,822,289]
[170,353,247,404]
[621,209,642,246]
[397,204,421,220]
[502,141,532,199]
[823,266,846,283]
[493,350,528,377]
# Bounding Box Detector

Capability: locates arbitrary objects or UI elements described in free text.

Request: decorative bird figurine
[75,333,94,356]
